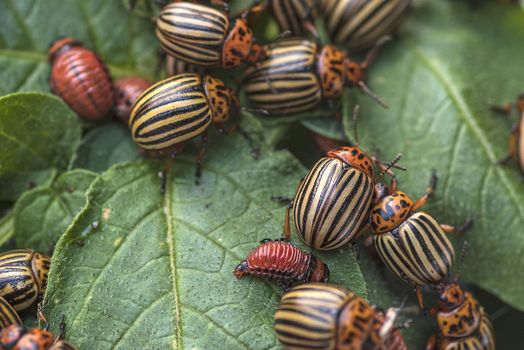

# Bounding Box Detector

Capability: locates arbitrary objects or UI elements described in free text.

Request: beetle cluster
[47,0,408,183]
[40,0,500,348]
[234,125,490,348]
[0,249,76,349]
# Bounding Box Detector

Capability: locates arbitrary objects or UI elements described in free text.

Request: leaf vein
[69,207,160,331]
[406,41,524,223]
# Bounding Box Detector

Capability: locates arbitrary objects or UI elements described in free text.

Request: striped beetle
[48,37,114,120]
[243,38,387,116]
[370,172,472,309]
[283,146,400,251]
[275,283,407,350]
[0,250,50,312]
[270,0,317,36]
[234,239,329,289]
[282,109,403,251]
[492,93,524,172]
[156,2,265,69]
[426,282,495,350]
[321,0,411,50]
[0,297,21,331]
[128,73,241,179]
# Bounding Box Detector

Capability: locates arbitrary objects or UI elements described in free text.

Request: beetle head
[327,146,374,178]
[437,282,465,311]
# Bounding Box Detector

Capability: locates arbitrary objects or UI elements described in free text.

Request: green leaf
[0,211,15,247]
[44,134,398,349]
[301,0,524,310]
[0,0,158,95]
[72,124,141,173]
[5,0,522,348]
[0,93,81,201]
[14,169,97,252]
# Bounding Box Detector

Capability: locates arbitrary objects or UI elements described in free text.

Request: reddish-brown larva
[48,37,114,120]
[114,77,152,124]
[234,240,329,288]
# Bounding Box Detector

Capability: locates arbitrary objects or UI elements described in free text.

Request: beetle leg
[282,202,293,240]
[351,242,360,260]
[415,286,426,311]
[440,218,473,234]
[245,0,265,18]
[236,125,261,159]
[210,0,229,15]
[361,36,391,70]
[159,159,173,194]
[387,174,398,194]
[498,122,520,164]
[271,195,292,205]
[279,280,293,292]
[282,202,293,241]
[57,314,66,341]
[490,102,514,115]
[217,122,260,159]
[155,47,166,79]
[37,302,49,331]
[195,132,208,183]
[303,21,320,44]
[426,333,438,350]
[411,170,437,212]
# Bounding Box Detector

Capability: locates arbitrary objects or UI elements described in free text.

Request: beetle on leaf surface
[370,171,472,310]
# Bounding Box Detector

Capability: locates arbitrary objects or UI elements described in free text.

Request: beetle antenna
[357,81,389,109]
[277,30,292,40]
[351,105,360,145]
[377,153,405,179]
[490,305,512,322]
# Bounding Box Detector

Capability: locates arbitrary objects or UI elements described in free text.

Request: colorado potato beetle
[0,325,76,350]
[243,38,387,116]
[270,0,317,36]
[114,77,152,124]
[0,297,21,331]
[128,73,240,178]
[234,239,329,289]
[321,0,411,50]
[370,172,471,309]
[492,93,524,172]
[426,283,495,350]
[275,283,407,350]
[282,120,403,251]
[48,37,114,120]
[0,250,51,312]
[156,2,265,69]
